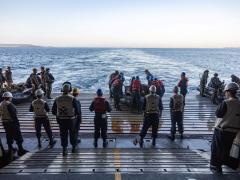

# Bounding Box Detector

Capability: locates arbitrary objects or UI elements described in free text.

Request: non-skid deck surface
[0,148,228,174]
[0,93,217,136]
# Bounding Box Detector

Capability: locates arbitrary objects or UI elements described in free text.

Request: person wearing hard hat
[0,92,28,156]
[168,86,184,141]
[89,89,112,148]
[134,85,163,147]
[52,82,81,156]
[72,87,82,144]
[210,82,240,174]
[29,89,56,148]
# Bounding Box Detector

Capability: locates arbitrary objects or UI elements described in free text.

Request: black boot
[180,133,184,139]
[152,138,156,146]
[103,140,108,148]
[94,139,98,148]
[7,144,14,159]
[49,139,56,148]
[37,138,42,148]
[72,146,76,153]
[168,133,175,141]
[139,138,143,148]
[62,147,67,156]
[17,144,28,156]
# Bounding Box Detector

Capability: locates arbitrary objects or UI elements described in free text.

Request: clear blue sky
[0,0,240,47]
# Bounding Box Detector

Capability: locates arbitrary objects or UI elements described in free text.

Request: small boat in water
[12,88,32,104]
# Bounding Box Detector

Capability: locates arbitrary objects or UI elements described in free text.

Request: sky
[0,0,240,48]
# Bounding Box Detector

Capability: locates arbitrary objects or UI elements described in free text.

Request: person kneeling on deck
[89,89,112,148]
[168,86,184,141]
[72,87,82,144]
[29,89,56,148]
[52,82,81,156]
[210,82,240,174]
[134,85,163,147]
[0,92,28,156]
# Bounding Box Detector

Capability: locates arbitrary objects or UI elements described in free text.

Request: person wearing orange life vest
[151,78,165,98]
[131,76,142,113]
[177,72,189,100]
[89,89,112,148]
[112,75,122,111]
[109,70,119,98]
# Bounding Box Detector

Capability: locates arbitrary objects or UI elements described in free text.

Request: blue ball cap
[96,88,103,96]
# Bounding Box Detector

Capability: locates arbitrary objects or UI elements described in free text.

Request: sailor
[4,66,13,88]
[168,86,184,141]
[72,87,82,144]
[52,82,81,156]
[109,70,119,98]
[208,73,222,104]
[112,75,122,110]
[134,85,163,147]
[0,68,6,89]
[200,70,209,96]
[144,69,154,86]
[30,68,42,95]
[177,72,189,100]
[38,66,46,93]
[0,92,28,156]
[151,78,165,98]
[131,76,142,113]
[89,89,112,148]
[44,68,55,99]
[210,82,240,174]
[29,89,56,148]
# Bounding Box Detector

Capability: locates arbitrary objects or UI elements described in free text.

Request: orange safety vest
[132,80,141,91]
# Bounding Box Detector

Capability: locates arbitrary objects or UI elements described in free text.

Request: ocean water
[0,47,239,93]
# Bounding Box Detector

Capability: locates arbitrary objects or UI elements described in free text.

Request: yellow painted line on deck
[114,149,121,180]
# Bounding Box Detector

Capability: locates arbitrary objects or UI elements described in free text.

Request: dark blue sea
[0,47,239,93]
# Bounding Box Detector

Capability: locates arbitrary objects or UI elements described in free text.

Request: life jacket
[32,99,47,118]
[0,101,13,122]
[113,78,121,87]
[56,94,75,119]
[132,80,141,92]
[94,97,106,113]
[151,80,160,88]
[145,94,160,114]
[216,99,240,132]
[30,73,40,86]
[171,94,184,112]
[178,77,188,89]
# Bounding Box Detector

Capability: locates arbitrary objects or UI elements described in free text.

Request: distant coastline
[0,44,42,48]
[0,44,239,49]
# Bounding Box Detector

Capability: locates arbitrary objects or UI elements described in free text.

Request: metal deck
[0,93,217,136]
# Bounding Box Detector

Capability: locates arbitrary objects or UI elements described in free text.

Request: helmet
[62,83,71,93]
[62,82,72,92]
[173,86,179,93]
[136,76,139,80]
[46,68,50,71]
[35,89,44,96]
[72,87,80,95]
[214,73,218,77]
[181,72,186,76]
[224,82,239,92]
[149,85,156,93]
[2,92,13,98]
[96,89,103,96]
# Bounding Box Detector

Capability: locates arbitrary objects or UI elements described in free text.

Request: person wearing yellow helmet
[72,87,82,144]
